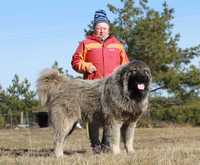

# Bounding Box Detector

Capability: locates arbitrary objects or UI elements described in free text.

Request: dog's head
[115,60,151,101]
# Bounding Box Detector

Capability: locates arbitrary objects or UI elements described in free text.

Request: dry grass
[0,127,200,165]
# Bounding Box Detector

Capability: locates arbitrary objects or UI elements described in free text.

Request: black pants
[88,121,110,148]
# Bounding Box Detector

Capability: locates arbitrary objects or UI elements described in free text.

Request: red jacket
[71,34,129,79]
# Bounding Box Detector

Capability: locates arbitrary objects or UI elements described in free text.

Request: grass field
[0,127,199,165]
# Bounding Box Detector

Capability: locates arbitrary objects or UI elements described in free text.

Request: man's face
[95,22,110,39]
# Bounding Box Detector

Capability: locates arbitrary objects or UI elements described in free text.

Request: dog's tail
[36,68,66,106]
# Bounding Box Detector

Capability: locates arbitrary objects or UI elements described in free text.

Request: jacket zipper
[102,41,105,77]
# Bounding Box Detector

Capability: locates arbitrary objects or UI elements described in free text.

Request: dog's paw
[101,144,111,153]
[92,145,102,154]
[112,145,120,154]
[127,149,136,154]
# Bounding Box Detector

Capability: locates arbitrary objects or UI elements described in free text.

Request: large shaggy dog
[37,60,151,157]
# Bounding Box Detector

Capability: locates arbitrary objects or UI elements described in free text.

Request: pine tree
[7,74,37,112]
[85,0,200,99]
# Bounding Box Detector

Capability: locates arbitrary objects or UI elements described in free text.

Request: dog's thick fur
[37,60,151,157]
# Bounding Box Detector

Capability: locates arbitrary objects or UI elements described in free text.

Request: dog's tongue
[137,84,145,90]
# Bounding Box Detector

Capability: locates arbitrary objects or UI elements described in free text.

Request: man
[71,9,129,80]
[71,9,129,153]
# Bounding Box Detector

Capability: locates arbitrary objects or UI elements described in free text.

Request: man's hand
[88,65,97,73]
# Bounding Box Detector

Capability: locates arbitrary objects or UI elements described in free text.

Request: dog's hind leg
[53,129,65,158]
[51,110,76,158]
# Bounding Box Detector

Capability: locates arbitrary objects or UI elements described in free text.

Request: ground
[0,127,199,165]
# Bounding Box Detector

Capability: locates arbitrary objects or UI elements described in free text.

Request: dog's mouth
[127,71,150,100]
[128,75,149,90]
[137,83,145,90]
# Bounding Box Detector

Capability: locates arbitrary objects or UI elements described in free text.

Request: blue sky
[0,0,200,90]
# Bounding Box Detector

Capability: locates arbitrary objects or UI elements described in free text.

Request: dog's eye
[127,72,132,77]
[144,69,150,75]
[132,68,137,73]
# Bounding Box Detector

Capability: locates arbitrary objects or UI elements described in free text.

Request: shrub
[0,116,5,128]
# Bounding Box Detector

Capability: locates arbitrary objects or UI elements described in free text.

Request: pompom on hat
[93,10,110,28]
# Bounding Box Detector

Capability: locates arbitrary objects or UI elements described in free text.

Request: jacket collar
[87,34,116,43]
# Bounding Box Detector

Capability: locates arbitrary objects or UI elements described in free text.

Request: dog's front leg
[111,121,122,154]
[124,122,136,154]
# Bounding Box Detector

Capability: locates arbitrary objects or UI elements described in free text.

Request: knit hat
[93,10,110,27]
